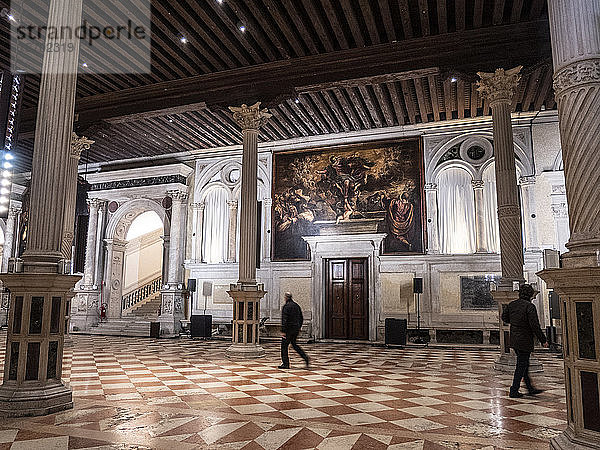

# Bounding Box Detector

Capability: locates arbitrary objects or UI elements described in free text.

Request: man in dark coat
[279,292,309,369]
[502,284,548,398]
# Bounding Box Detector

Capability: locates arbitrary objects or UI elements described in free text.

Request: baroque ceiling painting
[273,139,425,260]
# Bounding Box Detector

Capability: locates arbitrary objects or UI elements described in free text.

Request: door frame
[303,233,386,342]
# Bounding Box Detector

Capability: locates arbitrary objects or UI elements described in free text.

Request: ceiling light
[451,77,457,83]
[0,188,9,195]
[180,35,188,44]
[294,98,300,104]
[4,153,13,160]
[3,162,12,169]
[0,206,7,213]
[82,62,88,68]
[216,0,223,3]
[0,197,8,204]
[1,179,10,186]
[2,170,11,178]
[237,22,246,32]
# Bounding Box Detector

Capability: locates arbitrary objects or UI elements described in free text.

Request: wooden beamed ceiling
[0,0,554,172]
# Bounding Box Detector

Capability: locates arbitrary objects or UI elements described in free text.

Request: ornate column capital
[227,199,239,209]
[86,198,105,210]
[519,175,536,187]
[477,66,522,105]
[71,132,95,160]
[424,183,438,192]
[168,190,188,203]
[551,203,569,219]
[192,202,205,212]
[7,206,21,219]
[262,198,273,206]
[228,102,272,131]
[471,180,485,190]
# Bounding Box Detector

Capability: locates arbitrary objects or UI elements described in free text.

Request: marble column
[61,134,94,262]
[478,67,531,373]
[70,198,104,333]
[539,2,600,448]
[1,207,20,273]
[226,102,271,359]
[160,190,188,336]
[520,176,540,252]
[192,202,205,262]
[424,183,440,254]
[227,200,238,263]
[0,0,83,417]
[472,180,489,253]
[552,202,570,254]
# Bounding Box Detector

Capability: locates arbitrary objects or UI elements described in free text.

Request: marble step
[87,319,152,337]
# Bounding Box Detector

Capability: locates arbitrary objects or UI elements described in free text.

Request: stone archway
[103,199,170,319]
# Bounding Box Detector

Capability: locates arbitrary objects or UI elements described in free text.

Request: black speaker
[191,314,212,338]
[549,292,561,320]
[187,279,197,292]
[385,318,407,346]
[413,278,423,294]
[202,281,213,297]
[150,322,160,338]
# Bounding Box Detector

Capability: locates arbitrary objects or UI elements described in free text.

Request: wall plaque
[461,276,499,310]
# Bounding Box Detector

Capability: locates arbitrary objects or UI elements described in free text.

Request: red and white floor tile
[0,332,566,449]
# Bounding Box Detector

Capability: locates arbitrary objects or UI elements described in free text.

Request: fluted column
[21,0,83,272]
[472,180,489,253]
[1,207,20,273]
[167,191,187,285]
[478,67,525,288]
[519,176,540,252]
[538,2,600,449]
[424,184,440,254]
[192,202,205,262]
[0,0,83,417]
[226,102,271,359]
[229,103,271,284]
[61,134,94,261]
[82,199,103,288]
[227,200,238,263]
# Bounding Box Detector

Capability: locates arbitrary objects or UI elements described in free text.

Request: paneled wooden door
[325,258,369,340]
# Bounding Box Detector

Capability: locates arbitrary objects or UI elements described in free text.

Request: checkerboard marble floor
[0,332,566,449]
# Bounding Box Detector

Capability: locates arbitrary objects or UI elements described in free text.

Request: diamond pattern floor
[0,331,566,449]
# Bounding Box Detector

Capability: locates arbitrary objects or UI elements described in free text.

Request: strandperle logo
[15,20,147,46]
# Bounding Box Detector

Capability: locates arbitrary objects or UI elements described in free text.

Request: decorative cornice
[477,66,522,105]
[553,59,600,95]
[229,102,272,131]
[168,190,188,202]
[89,175,188,192]
[71,132,95,159]
[519,175,536,186]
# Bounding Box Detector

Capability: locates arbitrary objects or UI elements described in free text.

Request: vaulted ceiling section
[0,0,554,172]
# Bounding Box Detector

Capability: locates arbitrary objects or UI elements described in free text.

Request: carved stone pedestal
[226,283,266,359]
[539,268,600,450]
[159,288,185,337]
[0,274,79,417]
[493,290,543,373]
[70,288,101,333]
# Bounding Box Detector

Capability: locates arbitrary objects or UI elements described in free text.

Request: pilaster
[227,200,238,263]
[1,206,21,273]
[472,180,489,253]
[424,183,440,254]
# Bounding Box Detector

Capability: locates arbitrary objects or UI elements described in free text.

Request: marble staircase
[87,318,152,337]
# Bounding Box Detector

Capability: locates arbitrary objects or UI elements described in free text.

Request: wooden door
[325,258,368,340]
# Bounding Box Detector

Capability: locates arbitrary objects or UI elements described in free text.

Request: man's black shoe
[528,388,544,396]
[509,391,524,398]
[305,358,310,369]
[278,364,290,369]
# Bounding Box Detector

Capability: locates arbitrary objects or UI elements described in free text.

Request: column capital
[262,198,273,206]
[227,199,239,209]
[554,59,600,96]
[168,190,188,203]
[229,102,272,131]
[519,175,536,187]
[71,132,95,160]
[192,202,205,211]
[477,66,522,105]
[471,180,485,190]
[86,198,105,210]
[551,203,569,219]
[424,183,438,191]
[7,206,21,219]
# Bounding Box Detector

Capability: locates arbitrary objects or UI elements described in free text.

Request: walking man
[502,284,548,398]
[279,292,309,369]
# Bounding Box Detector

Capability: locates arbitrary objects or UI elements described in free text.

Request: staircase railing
[122,276,162,311]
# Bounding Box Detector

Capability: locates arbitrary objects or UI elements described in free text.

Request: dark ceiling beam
[103,102,208,124]
[417,0,431,36]
[437,0,448,34]
[373,84,395,127]
[413,78,430,122]
[281,0,319,54]
[386,82,406,125]
[455,0,466,31]
[427,75,441,121]
[322,90,352,132]
[301,0,336,52]
[262,0,307,56]
[18,20,551,134]
[339,0,366,47]
[493,0,506,25]
[359,0,382,44]
[378,0,397,42]
[333,88,362,131]
[473,0,485,28]
[511,0,525,22]
[397,0,414,39]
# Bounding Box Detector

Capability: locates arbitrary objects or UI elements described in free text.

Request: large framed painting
[272,138,426,260]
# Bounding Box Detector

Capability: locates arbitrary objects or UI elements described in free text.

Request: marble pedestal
[70,288,101,332]
[0,273,79,417]
[226,284,266,359]
[159,288,186,337]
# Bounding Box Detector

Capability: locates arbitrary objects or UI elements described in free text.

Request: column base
[551,428,600,450]
[494,352,543,373]
[70,289,101,332]
[159,289,186,337]
[226,343,266,359]
[0,380,72,418]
